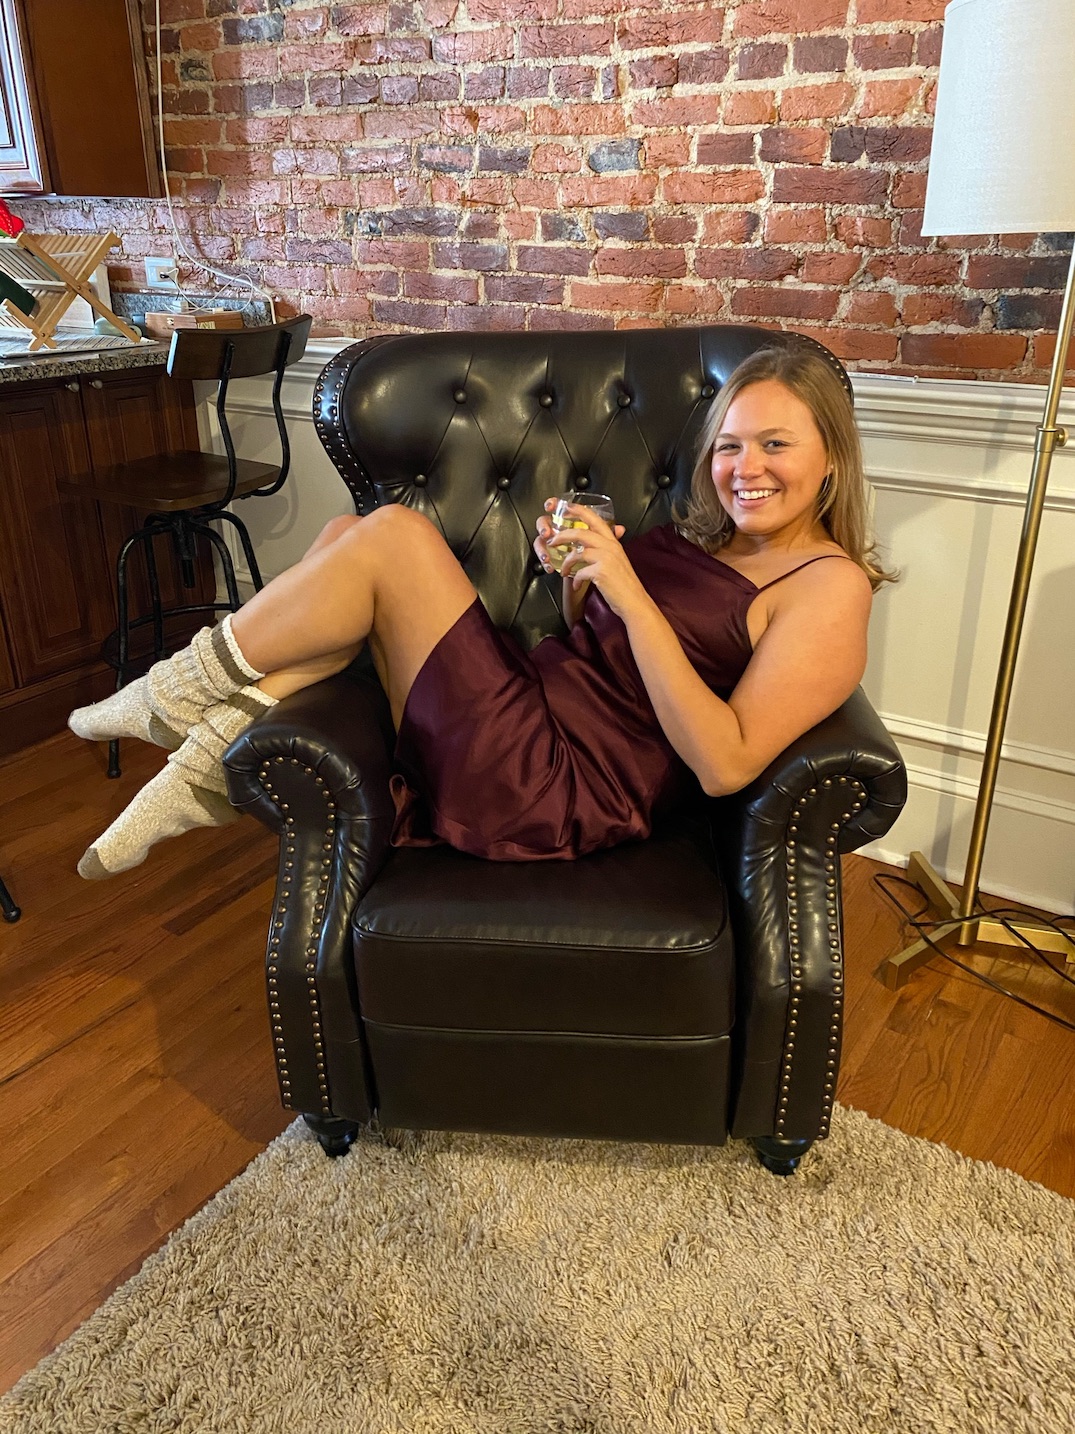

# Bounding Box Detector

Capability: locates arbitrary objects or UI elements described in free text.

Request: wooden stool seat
[61,451,283,512]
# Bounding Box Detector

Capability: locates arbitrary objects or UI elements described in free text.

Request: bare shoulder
[777,553,872,611]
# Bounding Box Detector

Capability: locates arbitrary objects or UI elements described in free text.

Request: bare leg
[230,507,478,724]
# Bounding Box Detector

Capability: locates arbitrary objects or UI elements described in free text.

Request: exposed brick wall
[14,0,1074,380]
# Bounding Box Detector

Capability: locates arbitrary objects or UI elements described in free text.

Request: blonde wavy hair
[676,341,896,591]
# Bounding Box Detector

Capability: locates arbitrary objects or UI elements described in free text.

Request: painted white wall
[200,340,1075,915]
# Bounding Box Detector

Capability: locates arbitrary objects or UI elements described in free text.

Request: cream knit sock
[68,614,264,750]
[77,686,276,880]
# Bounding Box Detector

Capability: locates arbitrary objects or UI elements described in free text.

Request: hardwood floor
[1,729,1073,1394]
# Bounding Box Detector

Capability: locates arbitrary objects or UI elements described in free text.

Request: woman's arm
[621,560,872,795]
[552,509,872,796]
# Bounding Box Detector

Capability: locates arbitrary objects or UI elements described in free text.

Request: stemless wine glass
[547,491,615,573]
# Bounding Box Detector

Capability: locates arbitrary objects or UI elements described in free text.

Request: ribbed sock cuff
[214,612,265,684]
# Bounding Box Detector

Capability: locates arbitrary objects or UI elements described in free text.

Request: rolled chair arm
[224,669,396,1126]
[708,688,906,1144]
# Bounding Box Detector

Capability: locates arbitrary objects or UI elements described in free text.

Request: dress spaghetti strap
[753,554,856,593]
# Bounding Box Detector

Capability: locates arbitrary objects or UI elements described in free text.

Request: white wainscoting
[201,341,1075,914]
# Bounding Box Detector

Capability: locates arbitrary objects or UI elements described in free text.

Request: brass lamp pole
[881,0,1075,989]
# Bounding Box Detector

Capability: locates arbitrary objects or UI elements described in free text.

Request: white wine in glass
[547,492,615,573]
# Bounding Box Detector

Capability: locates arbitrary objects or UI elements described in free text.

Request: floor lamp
[881,0,1075,988]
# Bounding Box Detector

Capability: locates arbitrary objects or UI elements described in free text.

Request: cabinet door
[0,605,16,694]
[0,0,47,194]
[0,381,114,683]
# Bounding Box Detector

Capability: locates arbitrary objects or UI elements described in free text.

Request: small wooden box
[143,309,245,340]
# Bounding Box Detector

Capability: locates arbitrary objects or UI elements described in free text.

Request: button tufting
[497,475,510,490]
[539,392,553,407]
[576,474,590,489]
[414,473,427,487]
[617,393,631,407]
[657,474,672,488]
[701,384,715,399]
[533,561,544,576]
[454,388,467,402]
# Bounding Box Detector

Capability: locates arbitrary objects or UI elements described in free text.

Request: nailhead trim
[313,343,378,517]
[776,775,868,1140]
[258,757,340,1117]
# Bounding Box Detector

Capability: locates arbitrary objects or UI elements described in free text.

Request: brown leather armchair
[225,325,906,1175]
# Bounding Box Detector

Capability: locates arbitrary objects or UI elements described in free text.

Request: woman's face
[710,378,830,545]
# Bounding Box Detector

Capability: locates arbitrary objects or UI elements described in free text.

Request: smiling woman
[69,340,893,873]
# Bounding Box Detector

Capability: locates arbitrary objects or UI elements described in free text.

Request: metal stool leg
[0,872,20,923]
[213,510,265,591]
[108,527,154,780]
[195,522,242,611]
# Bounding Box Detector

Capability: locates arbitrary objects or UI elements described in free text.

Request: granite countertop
[0,338,170,385]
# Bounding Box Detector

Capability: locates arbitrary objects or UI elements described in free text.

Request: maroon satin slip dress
[390,522,785,861]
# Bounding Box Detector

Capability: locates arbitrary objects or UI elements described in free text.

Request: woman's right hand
[533,499,559,575]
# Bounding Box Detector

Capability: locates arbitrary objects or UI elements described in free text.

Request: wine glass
[546,492,615,573]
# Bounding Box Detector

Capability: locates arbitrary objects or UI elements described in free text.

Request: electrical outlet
[145,256,177,290]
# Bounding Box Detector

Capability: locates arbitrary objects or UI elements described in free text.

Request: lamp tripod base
[879,851,1075,990]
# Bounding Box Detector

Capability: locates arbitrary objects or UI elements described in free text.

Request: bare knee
[308,514,362,555]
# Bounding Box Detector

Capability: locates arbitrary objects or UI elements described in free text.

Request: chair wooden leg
[303,1113,360,1158]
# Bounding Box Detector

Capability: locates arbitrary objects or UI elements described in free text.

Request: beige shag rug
[3,1105,1074,1434]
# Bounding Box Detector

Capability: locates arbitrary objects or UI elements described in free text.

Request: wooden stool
[59,314,312,776]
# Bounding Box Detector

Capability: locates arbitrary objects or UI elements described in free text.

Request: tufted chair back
[314,325,847,650]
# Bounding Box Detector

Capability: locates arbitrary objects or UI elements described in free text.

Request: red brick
[629,56,678,89]
[1033,333,1075,375]
[432,28,514,63]
[734,0,848,38]
[900,333,1028,371]
[517,245,592,276]
[695,248,799,281]
[834,215,892,248]
[812,328,899,363]
[558,173,657,206]
[758,127,827,164]
[737,42,786,81]
[780,84,854,121]
[531,103,626,136]
[485,274,564,304]
[363,110,440,139]
[966,256,1071,290]
[595,247,688,278]
[448,302,529,330]
[569,279,664,311]
[166,148,205,174]
[702,210,761,244]
[631,96,723,127]
[772,167,888,206]
[722,91,777,126]
[355,239,431,269]
[900,293,984,327]
[697,132,756,166]
[662,170,765,205]
[852,33,914,69]
[663,283,727,317]
[355,37,430,63]
[857,0,945,20]
[520,23,614,58]
[644,135,691,168]
[532,144,583,173]
[373,297,448,327]
[528,308,614,331]
[891,172,926,209]
[618,12,725,48]
[403,272,480,302]
[764,207,827,244]
[867,253,961,285]
[846,292,899,326]
[553,65,598,99]
[469,0,556,17]
[651,215,696,242]
[801,252,861,284]
[731,287,841,320]
[512,178,561,206]
[860,79,922,119]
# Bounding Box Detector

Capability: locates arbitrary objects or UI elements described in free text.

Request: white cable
[153,0,276,320]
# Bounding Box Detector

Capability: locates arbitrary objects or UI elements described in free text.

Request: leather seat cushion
[352,824,735,1038]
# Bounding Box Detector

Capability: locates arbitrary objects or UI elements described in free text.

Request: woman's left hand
[547,504,650,620]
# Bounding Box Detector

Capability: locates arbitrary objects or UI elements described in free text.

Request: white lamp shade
[922,0,1075,236]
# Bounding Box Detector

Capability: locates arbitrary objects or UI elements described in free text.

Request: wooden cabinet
[0,0,159,198]
[0,364,208,756]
